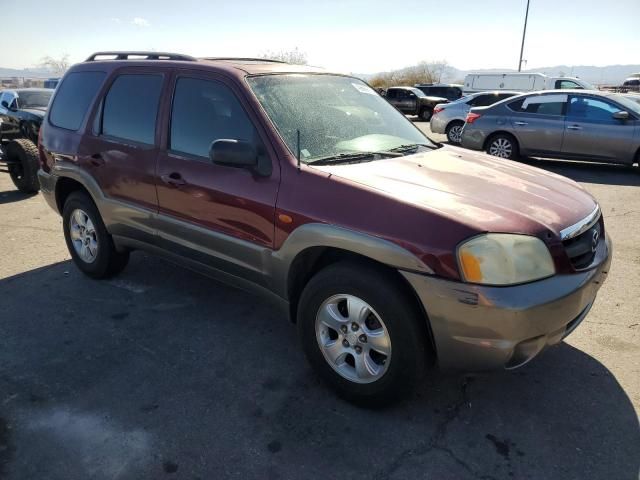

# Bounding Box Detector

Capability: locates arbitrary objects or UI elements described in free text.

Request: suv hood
[312,146,597,237]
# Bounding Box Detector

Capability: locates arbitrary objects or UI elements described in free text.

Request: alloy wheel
[69,209,98,263]
[448,125,463,144]
[315,294,391,384]
[488,138,513,158]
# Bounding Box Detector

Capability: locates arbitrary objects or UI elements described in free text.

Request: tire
[419,108,432,121]
[445,121,465,144]
[485,133,519,160]
[7,139,40,193]
[297,261,430,407]
[62,191,129,279]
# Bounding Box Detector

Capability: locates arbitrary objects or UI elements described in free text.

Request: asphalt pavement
[0,125,638,479]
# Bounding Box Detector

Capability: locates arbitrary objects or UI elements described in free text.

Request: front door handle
[567,125,583,130]
[514,121,528,126]
[160,172,187,187]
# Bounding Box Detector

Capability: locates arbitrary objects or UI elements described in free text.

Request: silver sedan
[430,91,520,143]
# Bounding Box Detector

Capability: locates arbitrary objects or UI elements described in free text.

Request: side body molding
[269,223,433,299]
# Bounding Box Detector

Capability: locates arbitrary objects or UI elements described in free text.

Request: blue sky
[1,0,638,73]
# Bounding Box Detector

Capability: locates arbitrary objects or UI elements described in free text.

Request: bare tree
[368,60,452,89]
[260,48,307,65]
[39,55,70,75]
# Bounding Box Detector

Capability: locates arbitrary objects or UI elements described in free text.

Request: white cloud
[110,17,121,24]
[132,17,150,27]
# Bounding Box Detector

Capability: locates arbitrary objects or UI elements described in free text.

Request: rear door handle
[160,172,187,187]
[567,125,582,130]
[514,121,528,126]
[89,153,105,167]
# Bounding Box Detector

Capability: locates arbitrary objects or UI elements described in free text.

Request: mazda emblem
[591,229,599,253]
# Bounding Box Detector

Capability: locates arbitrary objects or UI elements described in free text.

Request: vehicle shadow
[0,255,638,480]
[519,158,640,187]
[0,189,38,205]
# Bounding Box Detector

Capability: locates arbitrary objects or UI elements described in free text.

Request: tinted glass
[103,74,163,144]
[556,80,582,89]
[568,97,623,123]
[170,77,256,158]
[49,71,106,130]
[16,90,52,108]
[509,94,566,116]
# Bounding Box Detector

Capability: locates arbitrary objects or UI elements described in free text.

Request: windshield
[17,90,52,109]
[247,74,435,163]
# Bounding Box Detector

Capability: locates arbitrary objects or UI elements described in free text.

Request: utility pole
[518,0,531,72]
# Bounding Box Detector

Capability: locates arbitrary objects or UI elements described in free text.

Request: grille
[562,217,603,269]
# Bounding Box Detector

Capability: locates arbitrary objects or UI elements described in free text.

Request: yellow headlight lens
[458,234,555,285]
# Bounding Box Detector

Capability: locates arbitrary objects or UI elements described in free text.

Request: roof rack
[85,51,196,62]
[200,57,288,64]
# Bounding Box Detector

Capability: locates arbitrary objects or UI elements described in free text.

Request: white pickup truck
[463,73,594,94]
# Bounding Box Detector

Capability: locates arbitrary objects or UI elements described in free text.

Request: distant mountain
[0,67,55,79]
[446,65,640,86]
[356,64,640,86]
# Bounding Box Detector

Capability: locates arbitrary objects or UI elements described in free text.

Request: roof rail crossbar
[200,57,288,64]
[85,51,197,62]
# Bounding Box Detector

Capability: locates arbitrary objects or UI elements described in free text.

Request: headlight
[457,234,555,285]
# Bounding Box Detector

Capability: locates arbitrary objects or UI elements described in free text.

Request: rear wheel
[6,139,40,193]
[297,262,430,407]
[486,133,519,160]
[62,192,129,279]
[446,121,465,144]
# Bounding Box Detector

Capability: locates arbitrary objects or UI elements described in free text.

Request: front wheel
[419,108,432,121]
[6,139,40,193]
[297,262,430,407]
[486,133,519,160]
[62,192,129,279]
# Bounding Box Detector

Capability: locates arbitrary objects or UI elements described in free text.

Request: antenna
[296,129,301,171]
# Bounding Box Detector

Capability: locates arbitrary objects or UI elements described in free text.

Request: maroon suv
[37,52,612,406]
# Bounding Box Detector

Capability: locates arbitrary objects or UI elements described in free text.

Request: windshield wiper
[387,143,436,153]
[307,150,403,165]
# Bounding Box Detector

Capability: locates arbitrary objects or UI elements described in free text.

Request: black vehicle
[385,86,447,121]
[0,88,53,192]
[414,84,464,102]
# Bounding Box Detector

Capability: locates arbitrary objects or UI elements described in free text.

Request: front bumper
[401,236,612,371]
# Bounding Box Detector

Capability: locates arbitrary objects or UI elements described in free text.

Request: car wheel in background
[486,133,519,160]
[297,261,430,407]
[6,139,40,193]
[419,108,432,121]
[446,121,465,144]
[62,191,130,279]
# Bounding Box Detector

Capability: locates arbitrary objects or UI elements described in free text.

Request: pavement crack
[373,377,494,480]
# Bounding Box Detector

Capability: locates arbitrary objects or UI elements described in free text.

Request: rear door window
[49,71,106,130]
[508,94,567,116]
[102,74,163,144]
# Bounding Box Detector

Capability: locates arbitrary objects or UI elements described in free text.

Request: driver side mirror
[209,139,271,177]
[613,111,630,121]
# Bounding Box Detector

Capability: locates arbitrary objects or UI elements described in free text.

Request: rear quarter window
[49,71,106,130]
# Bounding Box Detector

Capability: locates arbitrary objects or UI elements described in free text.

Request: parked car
[463,73,593,94]
[414,84,464,102]
[385,86,447,120]
[430,91,521,143]
[39,52,611,406]
[460,90,640,166]
[0,87,53,192]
